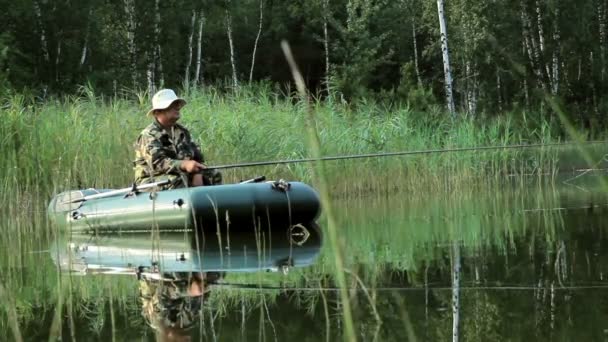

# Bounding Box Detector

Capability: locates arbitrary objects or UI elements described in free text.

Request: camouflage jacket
[133,120,203,188]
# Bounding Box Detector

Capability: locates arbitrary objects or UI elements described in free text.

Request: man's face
[156,102,182,127]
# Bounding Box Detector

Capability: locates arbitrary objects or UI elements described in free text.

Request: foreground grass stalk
[0,281,23,342]
[282,40,356,342]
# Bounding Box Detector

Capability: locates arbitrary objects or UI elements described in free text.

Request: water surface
[2,171,608,341]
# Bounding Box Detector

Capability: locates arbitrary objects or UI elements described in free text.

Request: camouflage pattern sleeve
[180,126,204,163]
[133,125,183,184]
[140,132,182,173]
[191,141,204,163]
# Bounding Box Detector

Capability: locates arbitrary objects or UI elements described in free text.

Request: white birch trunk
[79,7,93,69]
[524,78,530,108]
[436,0,456,116]
[536,0,554,88]
[521,2,547,91]
[323,0,331,94]
[226,0,238,89]
[413,20,422,86]
[79,40,88,68]
[551,5,560,95]
[147,51,155,95]
[33,0,50,64]
[124,0,137,88]
[599,0,606,81]
[452,242,461,342]
[496,69,503,112]
[249,0,264,83]
[184,10,196,87]
[536,0,546,54]
[154,0,164,88]
[157,47,164,88]
[465,61,477,115]
[194,11,205,85]
[55,38,62,82]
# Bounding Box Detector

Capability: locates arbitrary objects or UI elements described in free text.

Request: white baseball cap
[146,89,187,116]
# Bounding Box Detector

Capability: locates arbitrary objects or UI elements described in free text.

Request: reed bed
[1,86,605,339]
[0,86,570,203]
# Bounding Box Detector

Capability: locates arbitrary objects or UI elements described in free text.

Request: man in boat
[133,88,222,190]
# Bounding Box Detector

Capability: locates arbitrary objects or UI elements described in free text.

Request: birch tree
[249,0,264,83]
[226,0,238,89]
[153,0,164,91]
[551,3,560,95]
[322,0,331,94]
[124,0,137,88]
[436,0,456,116]
[33,0,50,67]
[184,10,196,87]
[79,7,93,69]
[600,0,607,81]
[194,10,205,85]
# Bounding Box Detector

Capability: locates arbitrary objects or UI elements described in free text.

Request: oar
[207,140,608,170]
[60,176,268,205]
[60,180,171,204]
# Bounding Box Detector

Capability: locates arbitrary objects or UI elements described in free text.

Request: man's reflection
[139,271,223,341]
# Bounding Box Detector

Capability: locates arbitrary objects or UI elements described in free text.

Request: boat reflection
[51,221,322,275]
[49,221,322,340]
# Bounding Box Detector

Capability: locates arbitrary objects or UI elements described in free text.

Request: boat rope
[208,140,608,170]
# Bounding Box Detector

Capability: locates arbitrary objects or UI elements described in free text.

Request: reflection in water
[4,176,608,340]
[47,221,323,340]
[139,272,220,341]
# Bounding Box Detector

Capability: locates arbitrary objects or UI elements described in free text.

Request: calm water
[2,171,608,341]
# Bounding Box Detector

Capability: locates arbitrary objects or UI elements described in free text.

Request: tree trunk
[551,4,560,95]
[184,10,196,87]
[79,7,93,69]
[496,69,503,112]
[124,0,137,88]
[412,20,422,86]
[55,37,62,82]
[154,0,164,89]
[226,0,238,89]
[323,0,331,94]
[452,242,461,342]
[33,0,50,64]
[194,10,205,85]
[465,61,478,115]
[436,0,456,116]
[249,0,264,83]
[147,52,155,95]
[600,0,606,81]
[521,1,547,91]
[535,0,553,84]
[536,0,546,54]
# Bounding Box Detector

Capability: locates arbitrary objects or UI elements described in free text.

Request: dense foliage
[0,0,607,124]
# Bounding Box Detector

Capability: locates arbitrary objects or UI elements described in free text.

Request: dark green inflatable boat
[48,179,321,234]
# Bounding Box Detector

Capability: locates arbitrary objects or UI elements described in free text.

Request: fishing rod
[211,282,608,292]
[208,140,608,170]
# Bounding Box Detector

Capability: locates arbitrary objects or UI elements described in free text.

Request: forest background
[0,0,605,131]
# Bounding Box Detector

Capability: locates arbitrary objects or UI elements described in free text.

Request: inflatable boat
[47,178,321,234]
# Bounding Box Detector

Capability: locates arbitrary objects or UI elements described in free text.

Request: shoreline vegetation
[2,85,600,201]
[1,86,607,340]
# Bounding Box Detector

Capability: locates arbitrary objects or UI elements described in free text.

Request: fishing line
[212,283,608,292]
[208,140,608,170]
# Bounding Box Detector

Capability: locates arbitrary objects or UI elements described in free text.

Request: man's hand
[180,160,205,173]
